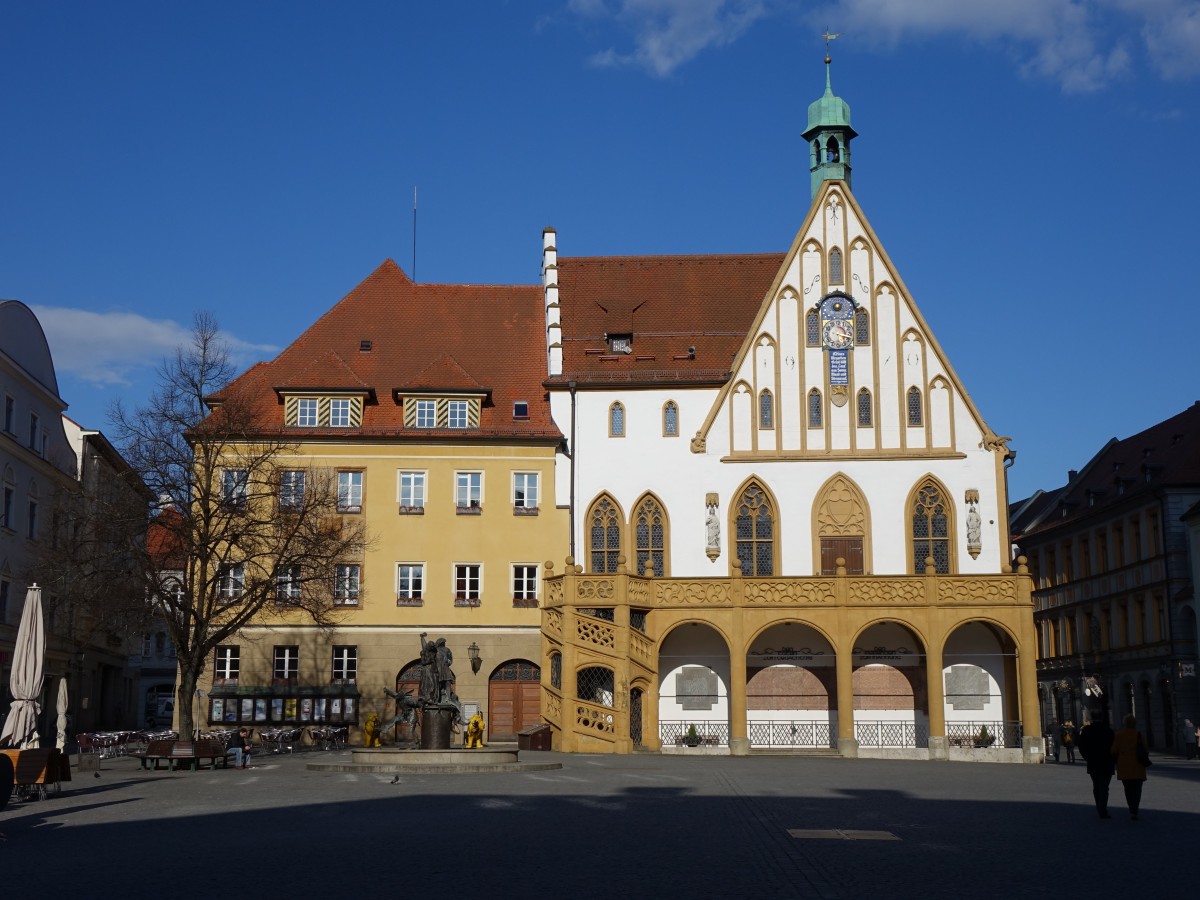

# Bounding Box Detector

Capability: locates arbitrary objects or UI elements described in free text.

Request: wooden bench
[134,739,229,771]
[1,747,67,798]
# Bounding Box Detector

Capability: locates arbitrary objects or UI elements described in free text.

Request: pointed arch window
[805,309,820,346]
[662,401,679,437]
[855,309,870,345]
[759,390,774,429]
[912,481,951,574]
[857,388,873,427]
[907,387,923,426]
[734,483,775,576]
[829,247,843,285]
[808,389,823,428]
[587,496,622,574]
[633,495,667,577]
[609,402,626,438]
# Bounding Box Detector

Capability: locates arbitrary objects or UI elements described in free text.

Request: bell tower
[801,37,857,199]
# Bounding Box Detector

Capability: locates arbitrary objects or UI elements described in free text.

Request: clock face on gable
[818,291,856,351]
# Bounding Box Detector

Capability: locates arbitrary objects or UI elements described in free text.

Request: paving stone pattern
[2,750,1198,899]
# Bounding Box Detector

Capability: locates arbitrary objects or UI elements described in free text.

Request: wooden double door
[487,661,542,741]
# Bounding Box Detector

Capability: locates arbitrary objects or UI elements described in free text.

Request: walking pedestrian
[1062,721,1077,764]
[1111,714,1150,820]
[1077,712,1115,819]
[1181,718,1197,761]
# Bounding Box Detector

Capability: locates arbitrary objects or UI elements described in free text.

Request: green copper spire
[801,44,857,199]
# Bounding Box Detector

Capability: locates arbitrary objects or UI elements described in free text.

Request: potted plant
[685,724,701,747]
[974,725,995,748]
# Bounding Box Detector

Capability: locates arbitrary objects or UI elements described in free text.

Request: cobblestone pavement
[3,749,1198,899]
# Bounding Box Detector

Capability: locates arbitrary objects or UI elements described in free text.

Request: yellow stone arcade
[540,555,1041,762]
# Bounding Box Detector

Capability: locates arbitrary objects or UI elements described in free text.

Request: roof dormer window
[608,334,633,354]
[513,402,529,420]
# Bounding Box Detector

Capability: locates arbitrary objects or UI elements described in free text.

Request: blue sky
[3,1,1198,502]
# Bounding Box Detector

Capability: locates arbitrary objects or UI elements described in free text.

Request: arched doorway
[852,622,927,749]
[746,623,836,748]
[488,659,541,741]
[941,621,1020,748]
[394,659,424,742]
[658,623,730,747]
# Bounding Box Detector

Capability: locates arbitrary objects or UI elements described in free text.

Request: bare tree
[27,449,150,666]
[111,314,368,738]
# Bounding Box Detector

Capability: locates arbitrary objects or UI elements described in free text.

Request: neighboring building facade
[539,62,1039,760]
[1,300,77,742]
[2,300,146,739]
[1011,402,1200,749]
[197,265,567,740]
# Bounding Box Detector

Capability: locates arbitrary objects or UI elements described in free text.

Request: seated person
[226,728,254,768]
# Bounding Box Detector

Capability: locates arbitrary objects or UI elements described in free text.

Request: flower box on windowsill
[512,506,539,516]
[333,597,360,607]
[454,597,481,607]
[456,505,482,516]
[398,505,425,515]
[396,597,424,607]
[512,598,540,608]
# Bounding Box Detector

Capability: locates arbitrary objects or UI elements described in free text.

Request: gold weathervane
[822,29,842,63]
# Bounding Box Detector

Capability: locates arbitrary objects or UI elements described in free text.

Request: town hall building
[538,58,1040,760]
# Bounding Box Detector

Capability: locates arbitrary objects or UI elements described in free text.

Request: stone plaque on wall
[676,666,719,710]
[944,665,989,711]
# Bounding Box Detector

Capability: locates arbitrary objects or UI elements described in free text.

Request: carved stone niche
[965,489,982,560]
[705,492,720,562]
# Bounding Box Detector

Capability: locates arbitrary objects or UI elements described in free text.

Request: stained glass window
[734,484,774,576]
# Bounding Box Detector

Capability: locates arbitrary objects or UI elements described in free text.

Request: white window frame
[334,563,360,606]
[398,471,426,510]
[447,399,469,429]
[276,565,302,603]
[331,645,357,683]
[454,563,482,604]
[222,469,249,508]
[218,563,245,601]
[513,564,538,605]
[273,645,300,680]
[296,398,319,427]
[329,398,352,428]
[513,472,539,509]
[455,472,482,510]
[415,399,437,428]
[214,645,240,682]
[280,470,305,509]
[396,563,424,605]
[338,471,363,513]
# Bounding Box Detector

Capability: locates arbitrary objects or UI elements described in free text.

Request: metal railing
[660,720,729,746]
[854,720,929,749]
[945,720,1023,749]
[748,720,835,749]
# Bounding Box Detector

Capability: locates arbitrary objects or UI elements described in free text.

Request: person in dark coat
[1076,712,1116,819]
[1111,713,1150,820]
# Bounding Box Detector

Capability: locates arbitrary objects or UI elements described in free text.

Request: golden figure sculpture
[465,712,486,749]
[363,713,382,748]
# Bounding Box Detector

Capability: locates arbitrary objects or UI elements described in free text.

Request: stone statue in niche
[965,489,982,559]
[705,493,720,561]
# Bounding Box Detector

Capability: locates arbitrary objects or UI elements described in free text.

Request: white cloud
[30,306,277,387]
[815,0,1200,90]
[578,0,769,76]
[567,0,1200,89]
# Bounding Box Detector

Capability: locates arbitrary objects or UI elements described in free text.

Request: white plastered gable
[697,182,994,461]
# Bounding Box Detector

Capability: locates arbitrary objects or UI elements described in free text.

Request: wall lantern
[468,642,482,674]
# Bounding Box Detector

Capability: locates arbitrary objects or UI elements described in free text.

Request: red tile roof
[553,253,785,384]
[216,260,561,442]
